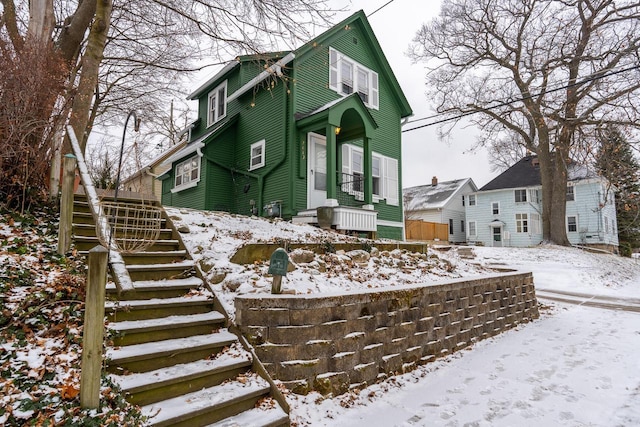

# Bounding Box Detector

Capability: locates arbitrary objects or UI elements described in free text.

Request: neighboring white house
[403,177,477,243]
[465,155,619,252]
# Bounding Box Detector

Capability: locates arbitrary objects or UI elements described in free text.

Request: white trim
[249,139,266,171]
[329,47,379,110]
[207,81,227,127]
[491,201,500,215]
[227,52,295,103]
[377,219,403,228]
[188,61,239,100]
[171,179,199,193]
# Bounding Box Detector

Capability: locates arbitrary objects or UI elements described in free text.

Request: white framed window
[515,189,527,203]
[449,218,454,235]
[341,144,398,205]
[173,155,200,192]
[461,220,465,233]
[529,188,540,203]
[249,140,265,170]
[372,156,381,197]
[516,213,529,233]
[566,186,575,201]
[468,194,476,206]
[468,221,477,237]
[329,48,379,109]
[207,81,227,127]
[462,195,465,206]
[567,215,578,232]
[531,213,541,234]
[492,202,500,215]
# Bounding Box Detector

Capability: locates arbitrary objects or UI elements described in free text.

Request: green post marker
[268,248,289,294]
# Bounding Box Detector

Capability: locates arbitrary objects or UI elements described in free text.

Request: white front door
[307,132,327,208]
[492,226,503,247]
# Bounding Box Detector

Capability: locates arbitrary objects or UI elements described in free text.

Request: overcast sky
[329,0,496,189]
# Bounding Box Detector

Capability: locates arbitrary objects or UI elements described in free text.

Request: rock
[346,249,370,264]
[289,248,315,264]
[177,225,190,233]
[199,259,215,273]
[369,247,380,257]
[209,269,228,284]
[223,277,243,292]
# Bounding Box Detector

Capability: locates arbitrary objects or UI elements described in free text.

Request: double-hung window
[207,81,227,127]
[567,215,577,232]
[492,202,500,215]
[249,140,265,170]
[173,155,200,192]
[468,194,476,206]
[468,221,477,237]
[329,48,379,109]
[515,213,529,233]
[341,144,398,205]
[566,186,575,201]
[515,189,527,203]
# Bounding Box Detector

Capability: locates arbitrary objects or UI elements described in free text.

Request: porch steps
[71,192,289,426]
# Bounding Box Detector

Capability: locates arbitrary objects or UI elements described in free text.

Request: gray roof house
[465,155,618,251]
[404,177,478,243]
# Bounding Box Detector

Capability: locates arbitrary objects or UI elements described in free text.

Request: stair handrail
[66,125,134,292]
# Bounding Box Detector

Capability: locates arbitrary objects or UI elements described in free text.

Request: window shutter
[384,157,399,206]
[329,49,339,91]
[371,72,379,109]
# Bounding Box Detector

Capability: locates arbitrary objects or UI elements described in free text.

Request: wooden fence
[405,220,449,242]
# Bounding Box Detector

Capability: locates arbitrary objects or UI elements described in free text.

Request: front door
[492,226,502,247]
[307,132,327,208]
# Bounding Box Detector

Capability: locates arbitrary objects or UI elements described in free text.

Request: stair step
[107,330,238,374]
[106,294,214,321]
[110,346,253,406]
[72,222,174,239]
[106,276,204,300]
[109,311,226,345]
[75,236,180,252]
[206,404,289,427]
[126,260,196,281]
[140,373,272,427]
[121,250,188,265]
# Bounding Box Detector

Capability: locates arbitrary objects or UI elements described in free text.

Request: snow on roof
[403,178,475,211]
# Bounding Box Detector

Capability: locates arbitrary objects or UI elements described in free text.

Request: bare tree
[1,0,335,210]
[409,0,640,245]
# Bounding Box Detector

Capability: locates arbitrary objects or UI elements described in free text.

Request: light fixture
[335,126,341,135]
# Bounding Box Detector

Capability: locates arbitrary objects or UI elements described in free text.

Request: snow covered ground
[168,208,640,427]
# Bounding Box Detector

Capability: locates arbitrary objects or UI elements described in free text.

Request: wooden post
[80,245,108,409]
[57,154,77,255]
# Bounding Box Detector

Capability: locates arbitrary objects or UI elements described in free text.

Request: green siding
[377,225,403,240]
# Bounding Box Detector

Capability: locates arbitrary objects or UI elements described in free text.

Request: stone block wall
[235,271,538,395]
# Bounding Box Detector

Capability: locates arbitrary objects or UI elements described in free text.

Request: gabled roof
[121,139,187,184]
[404,178,477,211]
[480,155,600,192]
[187,11,412,118]
[295,10,412,118]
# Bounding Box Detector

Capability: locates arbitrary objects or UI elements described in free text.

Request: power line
[368,0,397,17]
[402,63,640,133]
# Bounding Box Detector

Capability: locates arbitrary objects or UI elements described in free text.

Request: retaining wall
[235,271,539,395]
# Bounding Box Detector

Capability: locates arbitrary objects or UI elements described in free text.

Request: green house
[160,11,413,239]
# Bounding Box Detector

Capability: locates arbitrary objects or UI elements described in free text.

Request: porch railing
[337,172,365,207]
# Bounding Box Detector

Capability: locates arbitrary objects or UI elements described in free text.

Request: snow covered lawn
[169,207,640,427]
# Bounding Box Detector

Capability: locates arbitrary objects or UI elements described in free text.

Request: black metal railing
[337,172,365,207]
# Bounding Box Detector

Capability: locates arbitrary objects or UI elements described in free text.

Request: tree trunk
[68,0,112,154]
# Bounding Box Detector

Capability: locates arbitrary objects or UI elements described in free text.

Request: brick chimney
[432,176,438,186]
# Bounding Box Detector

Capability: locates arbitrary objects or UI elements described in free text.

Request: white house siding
[566,180,618,247]
[466,188,543,247]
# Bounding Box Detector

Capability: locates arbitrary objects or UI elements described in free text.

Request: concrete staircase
[72,192,289,427]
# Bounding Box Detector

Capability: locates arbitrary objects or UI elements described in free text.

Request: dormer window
[207,81,227,127]
[329,48,379,109]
